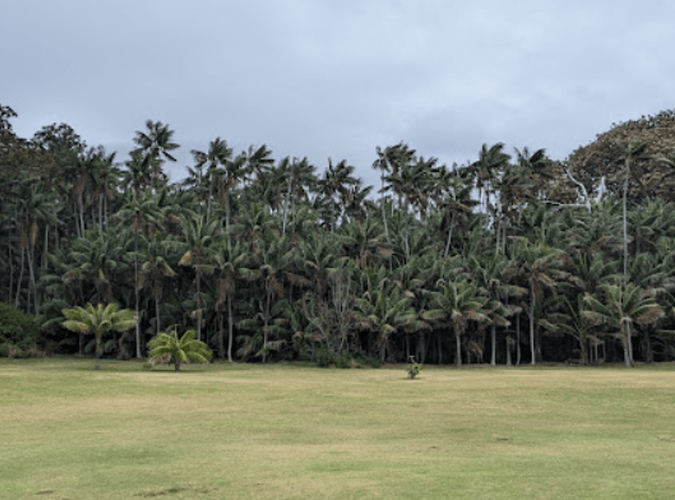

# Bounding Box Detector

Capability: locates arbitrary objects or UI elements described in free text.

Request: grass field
[2,358,675,499]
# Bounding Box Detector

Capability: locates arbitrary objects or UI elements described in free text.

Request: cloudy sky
[3,0,674,186]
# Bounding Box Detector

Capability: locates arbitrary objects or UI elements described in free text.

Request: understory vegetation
[4,103,675,366]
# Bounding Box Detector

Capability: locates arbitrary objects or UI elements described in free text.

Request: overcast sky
[3,0,674,186]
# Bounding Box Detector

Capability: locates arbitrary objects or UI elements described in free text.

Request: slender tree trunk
[263,290,271,363]
[282,168,293,236]
[14,246,25,308]
[196,270,202,341]
[623,165,629,282]
[155,297,161,336]
[27,243,38,315]
[516,313,521,366]
[436,333,442,365]
[94,337,101,370]
[134,233,142,358]
[227,294,234,362]
[455,330,462,368]
[529,292,536,365]
[217,313,225,359]
[624,321,633,367]
[490,324,497,366]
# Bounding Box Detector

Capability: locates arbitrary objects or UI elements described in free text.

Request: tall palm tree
[138,232,178,336]
[469,253,526,365]
[277,156,317,235]
[132,120,179,191]
[62,302,137,370]
[190,137,233,224]
[12,181,60,313]
[178,211,220,341]
[213,239,250,361]
[512,240,565,365]
[469,143,510,218]
[115,190,163,358]
[317,159,360,232]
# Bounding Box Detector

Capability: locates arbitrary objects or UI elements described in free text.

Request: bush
[315,347,336,368]
[0,303,42,357]
[356,353,382,368]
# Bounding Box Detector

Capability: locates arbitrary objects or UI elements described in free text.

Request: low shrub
[0,303,42,357]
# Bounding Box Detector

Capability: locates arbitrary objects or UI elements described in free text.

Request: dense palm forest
[3,103,675,367]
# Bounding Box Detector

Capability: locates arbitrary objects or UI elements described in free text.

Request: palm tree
[433,169,476,258]
[178,211,220,341]
[583,283,664,367]
[469,254,526,365]
[469,143,510,218]
[339,216,392,270]
[62,302,137,370]
[138,232,178,336]
[115,190,163,357]
[511,240,565,365]
[191,138,253,234]
[132,120,179,191]
[424,279,489,368]
[249,235,297,362]
[147,327,211,372]
[317,159,360,232]
[352,269,422,363]
[12,181,60,313]
[277,156,317,235]
[545,294,597,365]
[213,239,250,361]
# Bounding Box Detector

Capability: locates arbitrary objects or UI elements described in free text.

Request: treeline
[3,103,675,367]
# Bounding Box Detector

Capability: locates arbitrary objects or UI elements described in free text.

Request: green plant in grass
[406,355,422,379]
[147,327,212,372]
[62,303,138,370]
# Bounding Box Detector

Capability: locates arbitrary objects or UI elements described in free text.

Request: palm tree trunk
[455,330,462,368]
[134,233,142,359]
[490,324,497,366]
[516,313,521,366]
[94,337,101,370]
[196,270,202,341]
[14,246,25,308]
[624,321,633,367]
[227,294,234,362]
[623,169,629,282]
[155,297,161,336]
[529,293,536,365]
[217,313,225,359]
[263,290,271,363]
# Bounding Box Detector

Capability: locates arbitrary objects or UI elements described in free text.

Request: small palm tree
[147,328,212,372]
[62,303,138,370]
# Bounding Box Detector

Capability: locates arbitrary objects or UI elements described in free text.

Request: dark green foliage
[7,103,675,367]
[0,303,41,357]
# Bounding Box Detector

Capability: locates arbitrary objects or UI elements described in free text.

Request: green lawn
[2,358,675,499]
